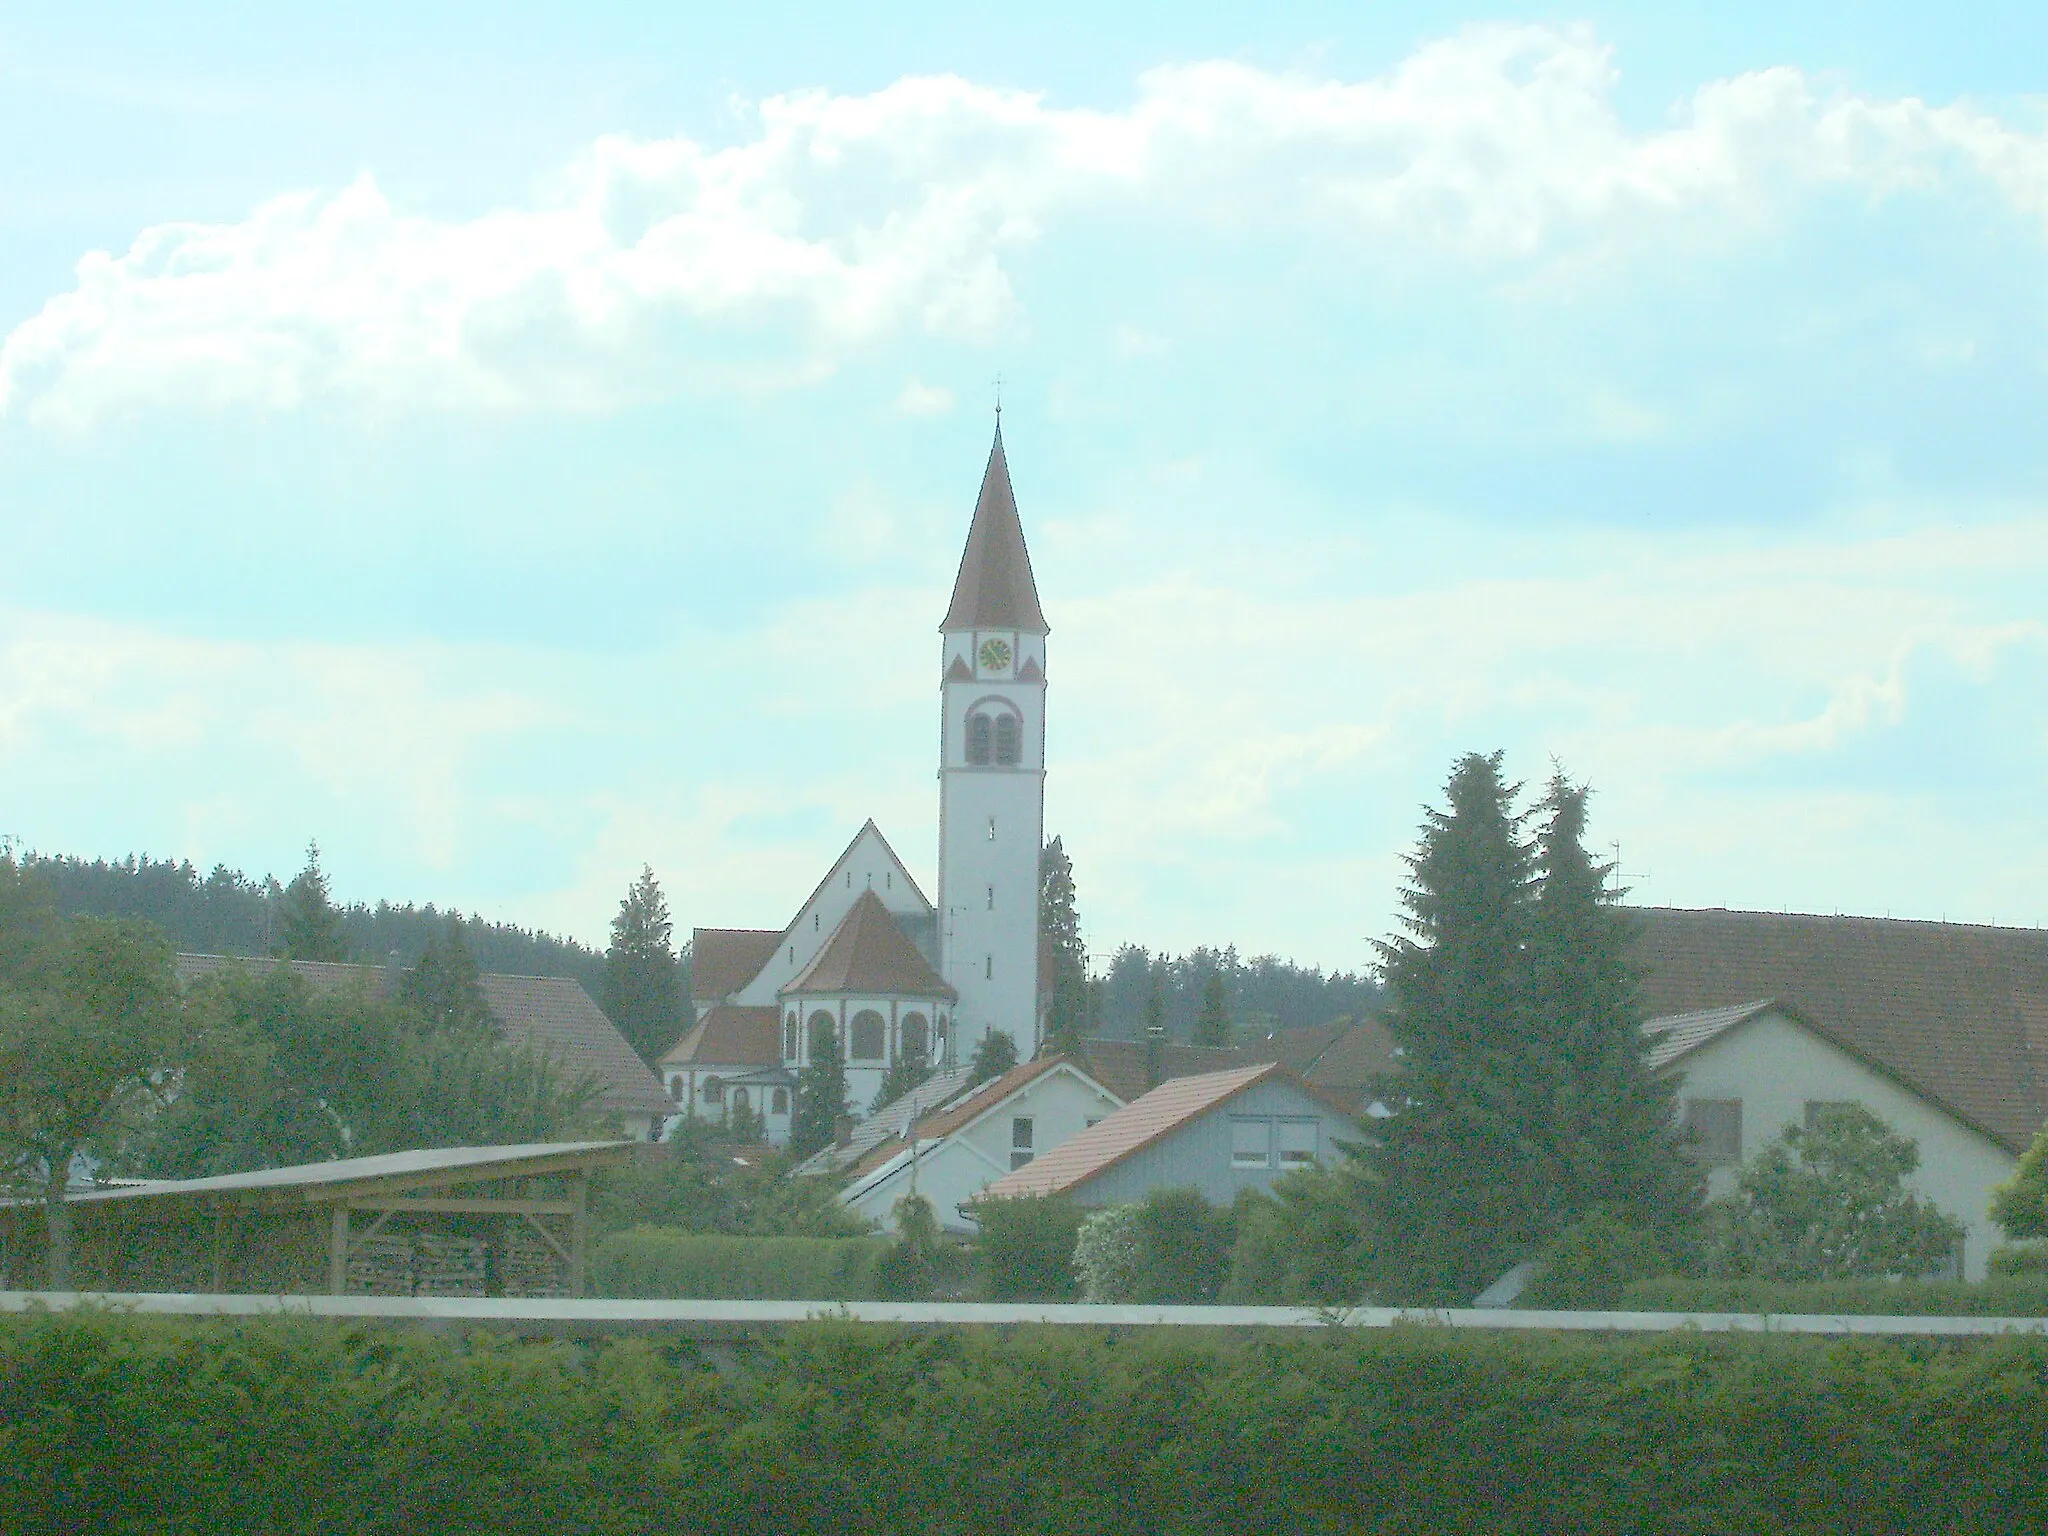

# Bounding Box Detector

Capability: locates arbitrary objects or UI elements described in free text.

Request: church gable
[731,819,936,1006]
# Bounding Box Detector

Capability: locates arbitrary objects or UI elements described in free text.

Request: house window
[967,714,993,765]
[1231,1117,1271,1169]
[851,1010,887,1061]
[1803,1099,1854,1132]
[995,714,1021,766]
[901,1012,929,1060]
[1276,1118,1319,1168]
[1682,1099,1742,1164]
[703,1076,725,1106]
[1011,1116,1035,1170]
[771,1087,789,1115]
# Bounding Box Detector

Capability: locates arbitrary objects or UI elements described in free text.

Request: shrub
[589,1228,886,1299]
[1073,1206,1143,1302]
[1620,1273,2048,1316]
[1990,1242,2048,1277]
[1222,1165,1376,1305]
[1519,1209,1678,1310]
[1991,1125,2048,1241]
[971,1195,1084,1300]
[872,1195,970,1301]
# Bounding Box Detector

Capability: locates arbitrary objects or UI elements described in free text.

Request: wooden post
[328,1203,350,1296]
[567,1175,588,1298]
[211,1204,227,1295]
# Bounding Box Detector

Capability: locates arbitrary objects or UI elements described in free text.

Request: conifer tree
[968,1028,1018,1087]
[873,1032,933,1113]
[276,842,348,963]
[789,1022,849,1160]
[603,866,684,1068]
[1525,773,1698,1236]
[1193,970,1232,1048]
[1368,751,1540,1303]
[401,916,494,1036]
[1038,836,1088,1057]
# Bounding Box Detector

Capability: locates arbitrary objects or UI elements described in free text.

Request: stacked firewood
[411,1233,489,1297]
[345,1233,415,1295]
[503,1219,569,1298]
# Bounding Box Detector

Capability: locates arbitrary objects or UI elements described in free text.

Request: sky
[3,3,2046,975]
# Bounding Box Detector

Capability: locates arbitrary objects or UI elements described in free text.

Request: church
[658,423,1049,1141]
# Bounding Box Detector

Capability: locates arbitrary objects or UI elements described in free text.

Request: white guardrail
[3,1291,2047,1338]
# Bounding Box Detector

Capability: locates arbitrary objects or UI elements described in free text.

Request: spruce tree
[1368,751,1539,1303]
[1038,836,1089,1057]
[872,1032,933,1113]
[1525,773,1698,1237]
[401,916,494,1036]
[276,842,348,962]
[789,1022,849,1160]
[968,1028,1018,1086]
[603,865,684,1068]
[1192,970,1232,1048]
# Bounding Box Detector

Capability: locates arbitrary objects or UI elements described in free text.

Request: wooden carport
[0,1141,634,1298]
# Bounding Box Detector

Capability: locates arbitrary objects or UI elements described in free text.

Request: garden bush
[971,1195,1083,1300]
[4,1309,2048,1532]
[590,1228,887,1300]
[1620,1273,2048,1317]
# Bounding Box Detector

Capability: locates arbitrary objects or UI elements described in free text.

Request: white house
[671,424,1051,1107]
[1634,908,2048,1280]
[980,1063,1359,1209]
[838,1057,1124,1233]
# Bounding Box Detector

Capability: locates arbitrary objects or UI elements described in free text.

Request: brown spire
[941,422,1049,634]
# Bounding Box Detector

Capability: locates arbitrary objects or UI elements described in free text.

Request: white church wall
[734,825,933,1008]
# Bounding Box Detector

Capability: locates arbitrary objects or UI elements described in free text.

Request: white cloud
[6,25,2046,427]
[896,377,954,415]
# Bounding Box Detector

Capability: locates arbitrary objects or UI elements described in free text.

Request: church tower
[938,421,1049,1061]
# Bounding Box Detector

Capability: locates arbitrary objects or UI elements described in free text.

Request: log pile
[345,1233,415,1296]
[412,1233,488,1297]
[504,1219,569,1298]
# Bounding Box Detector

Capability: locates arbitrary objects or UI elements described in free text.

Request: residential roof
[981,1063,1300,1200]
[784,890,956,999]
[661,1005,782,1070]
[1071,1037,1256,1104]
[844,1056,1114,1180]
[791,1063,981,1175]
[48,1141,633,1207]
[690,928,783,1005]
[1631,907,2048,1155]
[173,954,669,1119]
[940,424,1049,635]
[1254,1016,1400,1101]
[1640,1000,1781,1071]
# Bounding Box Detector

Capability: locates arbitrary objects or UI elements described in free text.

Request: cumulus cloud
[5,24,2045,427]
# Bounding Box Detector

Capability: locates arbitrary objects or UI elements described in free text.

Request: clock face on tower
[977,637,1012,674]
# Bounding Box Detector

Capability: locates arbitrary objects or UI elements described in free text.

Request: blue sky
[3,4,2046,972]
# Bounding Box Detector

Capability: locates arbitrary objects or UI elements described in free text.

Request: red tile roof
[940,425,1048,635]
[660,1005,782,1070]
[1631,907,2048,1154]
[785,890,956,999]
[981,1062,1296,1200]
[1071,1038,1255,1104]
[1254,1016,1399,1102]
[690,928,782,1005]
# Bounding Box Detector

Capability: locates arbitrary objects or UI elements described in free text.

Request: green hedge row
[1621,1274,2048,1317]
[589,1228,888,1300]
[5,1312,2048,1533]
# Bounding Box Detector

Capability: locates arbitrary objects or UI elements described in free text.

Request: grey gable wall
[1073,1078,1358,1207]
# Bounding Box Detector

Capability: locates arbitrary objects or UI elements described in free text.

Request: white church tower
[937,420,1049,1061]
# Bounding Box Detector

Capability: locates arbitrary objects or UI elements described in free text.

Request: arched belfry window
[995,714,1021,766]
[967,713,993,765]
[967,699,1021,768]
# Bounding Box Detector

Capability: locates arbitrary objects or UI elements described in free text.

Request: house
[979,1063,1358,1209]
[836,1057,1124,1233]
[1250,1015,1400,1116]
[1633,908,2048,1279]
[174,953,669,1139]
[670,423,1054,1106]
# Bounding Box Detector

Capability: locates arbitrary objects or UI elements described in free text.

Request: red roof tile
[785,891,956,999]
[690,929,782,1005]
[661,1005,782,1069]
[1631,907,2048,1154]
[1071,1038,1255,1104]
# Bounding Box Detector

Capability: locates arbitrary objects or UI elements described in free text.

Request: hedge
[5,1311,2048,1532]
[1621,1274,2048,1317]
[590,1228,888,1300]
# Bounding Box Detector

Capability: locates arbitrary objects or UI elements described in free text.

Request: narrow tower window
[967,714,993,765]
[985,954,993,980]
[995,714,1021,766]
[986,885,994,911]
[987,816,996,841]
